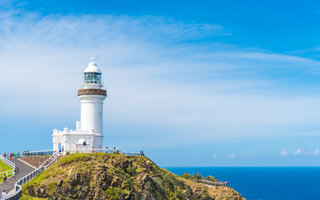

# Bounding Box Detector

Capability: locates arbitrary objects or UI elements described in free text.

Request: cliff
[21,153,245,200]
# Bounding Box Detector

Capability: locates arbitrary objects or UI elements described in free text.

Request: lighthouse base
[52,121,103,153]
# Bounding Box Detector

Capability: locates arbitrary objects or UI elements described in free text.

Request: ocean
[166,167,320,200]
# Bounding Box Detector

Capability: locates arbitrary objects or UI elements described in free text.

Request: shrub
[205,175,218,182]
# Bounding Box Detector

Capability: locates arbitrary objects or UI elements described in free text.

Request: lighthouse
[52,61,107,152]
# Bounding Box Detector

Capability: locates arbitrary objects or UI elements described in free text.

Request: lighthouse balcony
[78,88,107,96]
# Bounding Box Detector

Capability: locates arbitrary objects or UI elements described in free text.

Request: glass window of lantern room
[85,73,101,84]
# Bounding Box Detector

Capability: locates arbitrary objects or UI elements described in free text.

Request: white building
[52,61,107,152]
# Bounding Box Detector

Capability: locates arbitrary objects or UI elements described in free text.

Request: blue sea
[167,167,320,200]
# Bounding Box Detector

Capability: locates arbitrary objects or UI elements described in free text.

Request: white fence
[22,149,144,157]
[0,155,15,181]
[197,179,225,187]
[65,148,144,156]
[22,150,55,157]
[5,150,63,200]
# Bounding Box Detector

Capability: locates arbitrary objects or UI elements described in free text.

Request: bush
[179,173,194,180]
[205,175,218,182]
[193,172,202,180]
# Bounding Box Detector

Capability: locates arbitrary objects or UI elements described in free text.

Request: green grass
[20,196,45,200]
[0,160,12,172]
[0,160,13,183]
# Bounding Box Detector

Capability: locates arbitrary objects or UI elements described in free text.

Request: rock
[70,172,81,186]
[58,179,63,187]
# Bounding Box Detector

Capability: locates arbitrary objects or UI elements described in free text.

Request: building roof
[84,61,101,73]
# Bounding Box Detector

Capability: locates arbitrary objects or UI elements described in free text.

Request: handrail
[0,155,15,181]
[197,179,225,186]
[0,170,14,176]
[39,150,62,169]
[22,150,56,157]
[26,150,55,153]
[0,155,15,169]
[65,148,144,156]
[5,149,63,200]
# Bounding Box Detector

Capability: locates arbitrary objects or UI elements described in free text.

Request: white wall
[79,95,106,135]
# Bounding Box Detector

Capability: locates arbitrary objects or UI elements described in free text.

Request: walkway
[0,158,35,195]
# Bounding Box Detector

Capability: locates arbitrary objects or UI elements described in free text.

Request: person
[13,169,16,180]
[105,147,108,153]
[3,174,7,184]
[76,145,79,153]
[1,190,6,200]
[91,147,95,153]
[225,181,228,187]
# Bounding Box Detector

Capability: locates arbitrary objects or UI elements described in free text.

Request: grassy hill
[21,153,244,200]
[0,160,13,183]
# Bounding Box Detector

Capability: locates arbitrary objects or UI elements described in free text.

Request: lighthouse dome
[84,61,101,73]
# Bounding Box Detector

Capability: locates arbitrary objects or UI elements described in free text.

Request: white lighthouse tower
[52,61,107,152]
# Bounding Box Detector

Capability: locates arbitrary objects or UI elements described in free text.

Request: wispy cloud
[280,149,289,156]
[229,154,236,159]
[293,148,303,155]
[1,6,320,150]
[314,149,320,156]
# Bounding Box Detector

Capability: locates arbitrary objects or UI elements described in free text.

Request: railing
[65,148,144,156]
[6,185,21,200]
[6,149,63,200]
[77,88,107,96]
[39,150,63,170]
[0,170,14,178]
[0,155,15,181]
[197,179,225,187]
[22,150,55,157]
[0,155,15,169]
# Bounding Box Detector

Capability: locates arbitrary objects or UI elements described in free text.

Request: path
[0,158,35,195]
[197,179,225,187]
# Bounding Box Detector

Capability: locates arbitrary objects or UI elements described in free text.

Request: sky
[1,0,320,166]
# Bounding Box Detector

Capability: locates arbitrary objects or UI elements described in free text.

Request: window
[84,72,101,84]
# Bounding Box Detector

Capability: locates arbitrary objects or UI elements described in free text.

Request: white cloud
[314,149,320,156]
[294,148,303,155]
[280,148,289,156]
[229,154,236,159]
[1,7,320,148]
[212,154,217,159]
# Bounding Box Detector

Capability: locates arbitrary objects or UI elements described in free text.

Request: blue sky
[1,0,320,166]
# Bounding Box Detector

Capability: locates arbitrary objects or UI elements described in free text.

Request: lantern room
[83,61,102,84]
